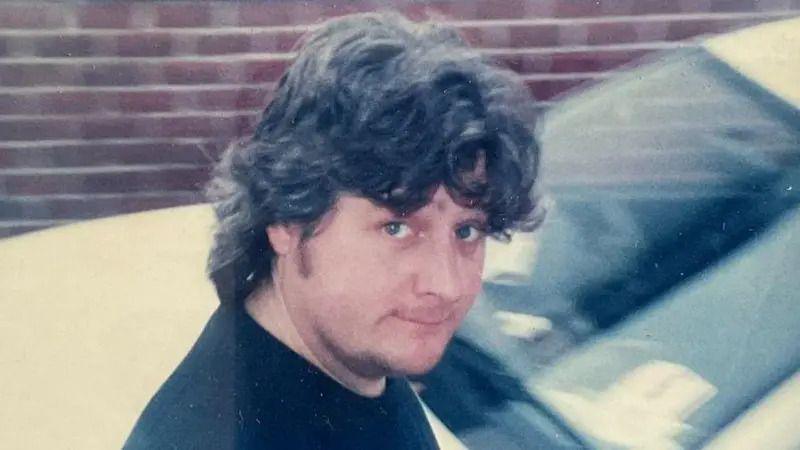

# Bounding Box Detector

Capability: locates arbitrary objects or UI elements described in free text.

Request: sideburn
[297,241,313,278]
[295,207,337,279]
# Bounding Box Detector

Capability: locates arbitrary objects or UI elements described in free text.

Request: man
[125,11,543,450]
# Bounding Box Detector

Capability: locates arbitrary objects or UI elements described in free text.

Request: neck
[244,281,387,398]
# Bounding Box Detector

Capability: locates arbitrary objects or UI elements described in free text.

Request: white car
[1,16,798,450]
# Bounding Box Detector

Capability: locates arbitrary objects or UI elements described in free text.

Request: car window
[532,46,800,328]
[533,201,800,449]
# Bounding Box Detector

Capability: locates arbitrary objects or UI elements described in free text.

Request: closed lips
[394,309,452,325]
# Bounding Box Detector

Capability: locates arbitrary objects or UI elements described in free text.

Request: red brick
[40,92,101,115]
[156,3,211,28]
[80,117,143,140]
[464,26,511,48]
[548,0,764,16]
[117,33,173,57]
[633,21,671,42]
[208,3,240,27]
[710,0,760,12]
[1,167,211,195]
[0,198,53,220]
[0,193,203,221]
[81,63,154,87]
[771,0,800,8]
[118,91,174,113]
[149,115,194,139]
[550,50,649,73]
[507,25,561,48]
[475,0,529,19]
[4,88,259,117]
[456,27,483,48]
[328,2,391,23]
[585,23,639,45]
[553,2,604,18]
[214,113,258,138]
[33,35,96,58]
[197,34,252,56]
[77,3,133,29]
[0,141,224,168]
[249,30,303,54]
[162,60,242,85]
[521,1,560,17]
[195,86,272,111]
[495,53,553,74]
[0,118,81,141]
[281,2,341,24]
[0,113,253,143]
[525,77,597,101]
[0,94,40,115]
[665,18,759,41]
[185,61,235,84]
[236,2,294,27]
[598,0,638,15]
[411,1,464,19]
[396,3,437,21]
[242,60,290,84]
[160,115,253,139]
[11,33,177,58]
[630,0,685,14]
[0,63,81,87]
[0,4,67,29]
[236,1,370,27]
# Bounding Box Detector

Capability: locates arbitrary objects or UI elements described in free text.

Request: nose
[413,236,464,304]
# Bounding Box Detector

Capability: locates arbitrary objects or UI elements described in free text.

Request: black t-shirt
[124,304,439,450]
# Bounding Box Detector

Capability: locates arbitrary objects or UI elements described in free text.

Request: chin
[388,341,450,376]
[398,359,441,376]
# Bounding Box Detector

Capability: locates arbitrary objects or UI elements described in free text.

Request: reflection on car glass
[539,360,717,449]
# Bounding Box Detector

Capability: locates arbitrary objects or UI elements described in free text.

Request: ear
[266,224,303,256]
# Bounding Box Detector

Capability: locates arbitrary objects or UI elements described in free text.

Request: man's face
[277,186,486,379]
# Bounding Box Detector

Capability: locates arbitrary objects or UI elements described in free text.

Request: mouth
[393,309,454,326]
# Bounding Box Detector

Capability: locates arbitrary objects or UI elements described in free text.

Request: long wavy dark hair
[207,12,545,305]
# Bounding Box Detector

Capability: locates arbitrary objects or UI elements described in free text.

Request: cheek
[315,231,413,282]
[315,249,396,293]
[463,247,486,294]
[303,240,405,313]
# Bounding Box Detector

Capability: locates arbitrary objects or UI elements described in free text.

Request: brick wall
[1,0,798,238]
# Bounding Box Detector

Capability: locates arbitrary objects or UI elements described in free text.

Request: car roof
[0,205,219,449]
[704,16,800,109]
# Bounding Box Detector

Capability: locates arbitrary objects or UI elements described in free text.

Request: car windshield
[419,23,800,450]
[531,202,800,449]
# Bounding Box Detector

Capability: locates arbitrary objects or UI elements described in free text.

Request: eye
[455,224,484,242]
[383,221,412,239]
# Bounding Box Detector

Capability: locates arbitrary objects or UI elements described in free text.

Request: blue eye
[384,222,412,238]
[455,225,483,242]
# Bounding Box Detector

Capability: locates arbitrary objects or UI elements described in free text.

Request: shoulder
[123,307,244,449]
[123,305,314,450]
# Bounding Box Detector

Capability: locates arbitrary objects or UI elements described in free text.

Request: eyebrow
[458,213,489,229]
[399,208,488,225]
[367,199,487,223]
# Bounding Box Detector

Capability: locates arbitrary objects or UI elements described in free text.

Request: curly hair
[207,12,544,305]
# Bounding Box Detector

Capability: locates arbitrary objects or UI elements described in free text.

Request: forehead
[336,186,485,219]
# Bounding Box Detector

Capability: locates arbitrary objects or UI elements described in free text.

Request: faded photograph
[1,1,799,449]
